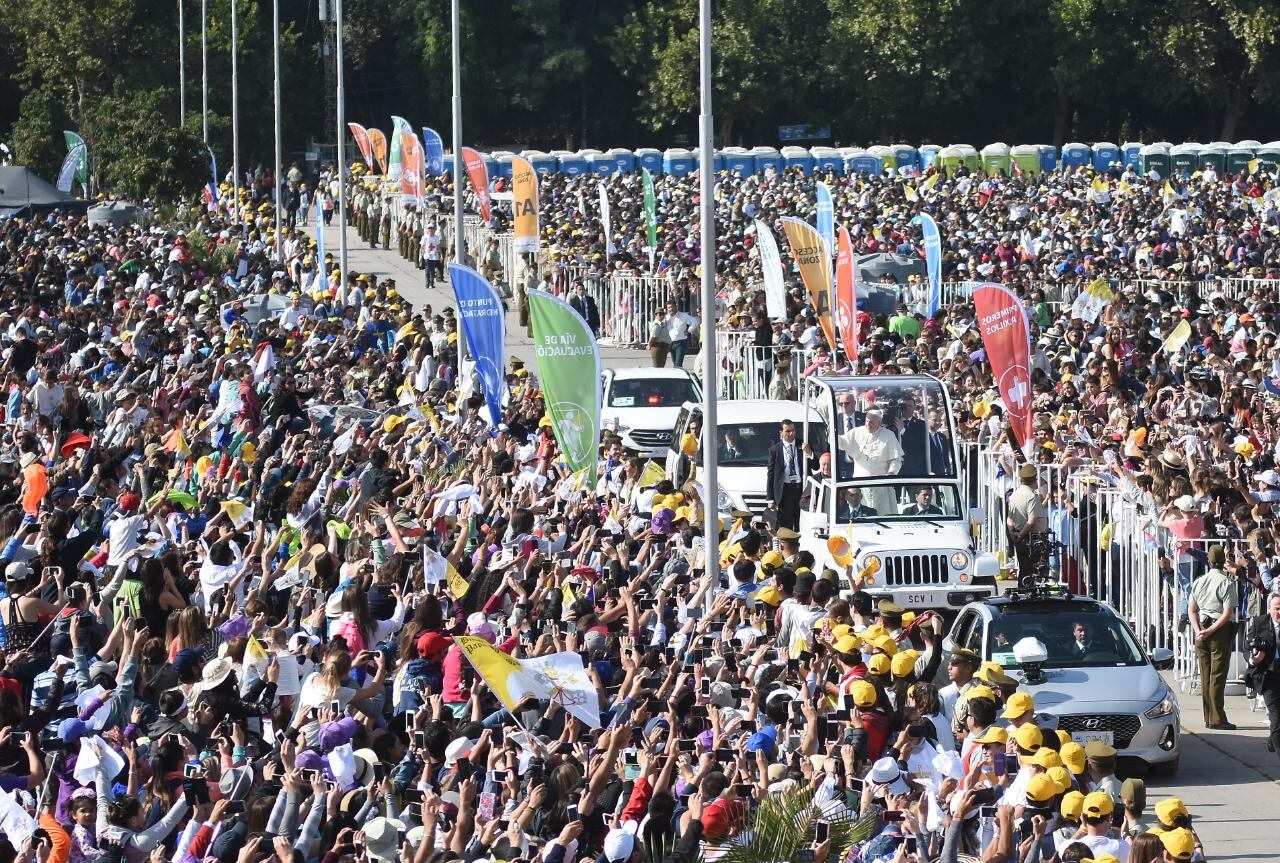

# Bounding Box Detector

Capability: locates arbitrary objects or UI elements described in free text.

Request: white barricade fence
[605,274,678,347]
[713,332,816,399]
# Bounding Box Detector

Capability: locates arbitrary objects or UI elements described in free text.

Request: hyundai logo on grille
[1084,717,1102,730]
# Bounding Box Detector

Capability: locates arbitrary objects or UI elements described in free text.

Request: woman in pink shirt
[1160,495,1205,624]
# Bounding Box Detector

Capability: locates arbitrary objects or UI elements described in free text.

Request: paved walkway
[303,218,650,370]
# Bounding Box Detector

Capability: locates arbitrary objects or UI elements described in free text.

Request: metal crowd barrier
[713,331,816,399]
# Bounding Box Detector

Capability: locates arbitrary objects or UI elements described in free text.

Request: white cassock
[839,424,904,514]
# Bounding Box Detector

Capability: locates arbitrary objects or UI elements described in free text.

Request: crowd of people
[1,150,1279,863]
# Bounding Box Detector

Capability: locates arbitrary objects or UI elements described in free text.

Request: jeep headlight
[950,551,970,570]
[1144,686,1176,719]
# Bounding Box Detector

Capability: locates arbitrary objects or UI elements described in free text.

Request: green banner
[388,115,409,181]
[64,130,88,184]
[527,289,601,484]
[642,168,657,249]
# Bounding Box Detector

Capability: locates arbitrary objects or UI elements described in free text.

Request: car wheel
[1148,756,1179,777]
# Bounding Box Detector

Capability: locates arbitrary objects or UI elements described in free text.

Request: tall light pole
[231,0,240,224]
[335,0,349,294]
[201,0,208,142]
[698,0,720,603]
[272,0,283,262]
[178,0,186,125]
[451,0,464,264]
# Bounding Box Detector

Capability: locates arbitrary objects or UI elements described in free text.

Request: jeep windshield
[987,607,1147,668]
[832,482,963,523]
[607,378,698,408]
[817,378,957,480]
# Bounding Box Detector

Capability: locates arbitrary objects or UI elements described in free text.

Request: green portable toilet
[1257,142,1280,170]
[959,144,981,172]
[938,145,965,177]
[1198,143,1227,173]
[1139,143,1171,178]
[868,145,897,171]
[1011,145,1040,178]
[980,142,1011,176]
[1227,146,1254,175]
[1171,143,1200,175]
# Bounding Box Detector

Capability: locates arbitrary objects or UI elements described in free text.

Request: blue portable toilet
[918,144,942,169]
[1061,142,1089,170]
[1121,142,1143,169]
[850,152,884,175]
[839,148,864,173]
[890,143,918,172]
[810,146,842,174]
[751,146,785,175]
[720,147,754,176]
[493,153,515,180]
[692,149,724,173]
[635,148,663,175]
[869,145,898,172]
[521,150,557,176]
[781,146,815,175]
[554,150,588,177]
[663,148,695,177]
[585,153,615,175]
[606,148,635,173]
[441,150,454,176]
[1092,142,1120,172]
[1038,145,1058,173]
[480,152,499,180]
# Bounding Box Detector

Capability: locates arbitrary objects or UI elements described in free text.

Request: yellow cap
[868,654,891,675]
[1013,723,1044,752]
[890,651,918,678]
[1025,774,1059,805]
[1001,691,1035,719]
[1060,790,1085,820]
[1155,798,1189,826]
[830,623,852,640]
[966,685,997,704]
[848,679,877,708]
[1158,828,1196,861]
[973,726,1008,746]
[834,634,862,655]
[1055,729,1072,746]
[752,585,782,606]
[1046,765,1072,793]
[761,551,785,570]
[1082,790,1114,818]
[871,634,898,656]
[1026,747,1062,769]
[1059,742,1086,775]
[979,662,1018,687]
[1087,855,1121,863]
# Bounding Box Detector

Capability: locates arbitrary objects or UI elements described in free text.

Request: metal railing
[713,331,817,399]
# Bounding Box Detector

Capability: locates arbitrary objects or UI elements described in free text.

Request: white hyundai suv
[600,368,702,457]
[943,590,1180,775]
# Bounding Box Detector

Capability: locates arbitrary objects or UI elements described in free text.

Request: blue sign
[779,124,832,142]
[448,263,507,428]
[422,127,445,176]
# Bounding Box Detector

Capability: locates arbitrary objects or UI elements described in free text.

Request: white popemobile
[799,374,1000,609]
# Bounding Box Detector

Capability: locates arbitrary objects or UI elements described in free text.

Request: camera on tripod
[1018,531,1056,591]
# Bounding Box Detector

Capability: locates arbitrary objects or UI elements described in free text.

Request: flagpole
[178,0,186,125]
[230,0,240,223]
[200,0,208,143]
[451,0,464,265]
[272,0,283,263]
[698,0,719,610]
[335,0,349,296]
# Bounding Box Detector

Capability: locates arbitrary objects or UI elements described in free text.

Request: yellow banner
[1162,319,1192,354]
[780,217,836,350]
[512,156,539,254]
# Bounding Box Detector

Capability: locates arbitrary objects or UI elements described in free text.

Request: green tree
[89,88,210,200]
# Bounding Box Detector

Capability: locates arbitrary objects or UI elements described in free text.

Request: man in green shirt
[1189,544,1238,728]
[889,303,922,339]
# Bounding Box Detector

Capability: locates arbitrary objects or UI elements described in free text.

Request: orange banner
[348,123,374,172]
[367,129,388,174]
[512,156,539,254]
[460,146,492,223]
[400,130,423,204]
[780,217,835,349]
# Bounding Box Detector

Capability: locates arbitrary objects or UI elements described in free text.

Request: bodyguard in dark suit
[1246,592,1280,755]
[766,420,805,531]
[569,281,601,336]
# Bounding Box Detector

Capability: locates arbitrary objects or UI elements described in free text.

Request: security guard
[1006,463,1048,578]
[1189,544,1238,729]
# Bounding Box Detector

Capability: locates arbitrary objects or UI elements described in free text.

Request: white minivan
[664,399,826,515]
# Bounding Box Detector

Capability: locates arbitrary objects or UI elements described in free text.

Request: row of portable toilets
[448,141,1280,181]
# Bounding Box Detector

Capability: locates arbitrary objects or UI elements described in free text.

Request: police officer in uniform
[1006,463,1048,578]
[1189,544,1238,729]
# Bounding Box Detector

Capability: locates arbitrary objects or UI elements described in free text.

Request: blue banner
[917,212,942,318]
[422,127,445,176]
[448,263,507,427]
[206,147,220,204]
[816,182,834,258]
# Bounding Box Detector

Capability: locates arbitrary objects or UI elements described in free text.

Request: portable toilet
[662,148,695,177]
[1011,145,1040,178]
[1256,142,1280,170]
[585,153,615,175]
[751,146,785,175]
[720,147,755,176]
[850,152,883,175]
[1170,143,1200,175]
[980,142,1011,176]
[868,145,898,172]
[521,150,557,176]
[606,148,636,173]
[890,143,918,172]
[955,144,981,172]
[551,150,586,177]
[918,144,942,169]
[938,145,966,177]
[1139,143,1171,178]
[635,147,663,175]
[1236,139,1262,149]
[441,150,454,176]
[1121,142,1143,169]
[1226,145,1254,175]
[692,149,725,173]
[781,146,815,175]
[494,153,515,180]
[1038,145,1058,173]
[1061,142,1089,170]
[810,146,843,174]
[1092,142,1120,172]
[1198,144,1227,173]
[480,152,499,180]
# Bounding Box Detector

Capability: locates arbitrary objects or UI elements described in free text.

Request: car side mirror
[1150,647,1174,670]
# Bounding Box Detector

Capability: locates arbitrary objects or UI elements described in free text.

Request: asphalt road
[307,219,1280,860]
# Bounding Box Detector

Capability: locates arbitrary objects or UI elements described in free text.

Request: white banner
[519,651,602,729]
[598,182,616,259]
[754,219,787,321]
